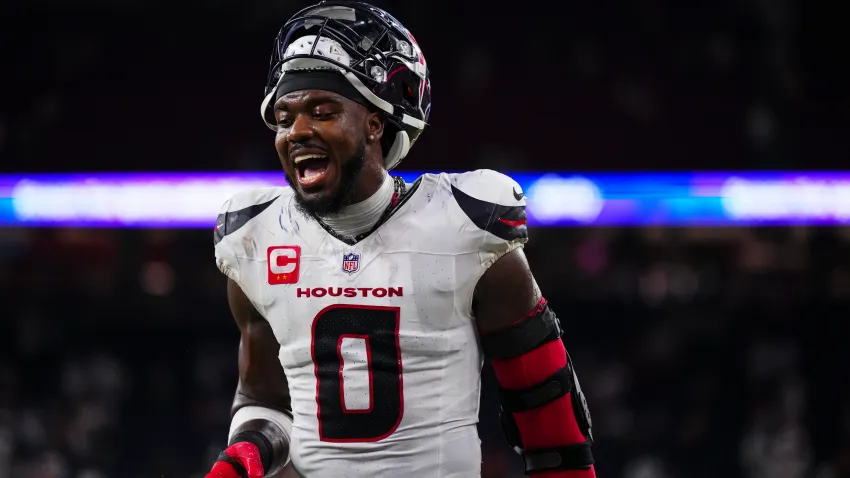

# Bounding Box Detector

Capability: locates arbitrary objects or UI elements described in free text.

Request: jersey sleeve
[214,197,241,283]
[450,169,529,269]
[213,187,283,285]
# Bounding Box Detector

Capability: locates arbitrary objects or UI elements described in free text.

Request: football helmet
[261,1,432,170]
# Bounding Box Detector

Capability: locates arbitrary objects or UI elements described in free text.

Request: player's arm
[206,279,292,478]
[474,249,596,477]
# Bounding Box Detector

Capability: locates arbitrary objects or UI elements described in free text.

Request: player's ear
[366,111,385,143]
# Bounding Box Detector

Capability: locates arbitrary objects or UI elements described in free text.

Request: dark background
[2,1,850,477]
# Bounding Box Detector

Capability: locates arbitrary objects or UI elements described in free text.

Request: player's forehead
[274,89,348,111]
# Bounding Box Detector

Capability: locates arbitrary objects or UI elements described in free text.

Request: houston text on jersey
[296,287,403,298]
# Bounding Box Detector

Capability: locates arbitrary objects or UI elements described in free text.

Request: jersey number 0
[311,305,403,442]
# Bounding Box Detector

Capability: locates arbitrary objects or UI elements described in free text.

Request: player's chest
[277,246,415,303]
[252,238,456,335]
[254,233,456,308]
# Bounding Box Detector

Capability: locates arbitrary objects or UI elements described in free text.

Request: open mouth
[293,154,331,187]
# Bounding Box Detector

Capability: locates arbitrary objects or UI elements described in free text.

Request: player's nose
[285,114,315,145]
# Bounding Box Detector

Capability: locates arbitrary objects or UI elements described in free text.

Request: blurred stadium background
[2,0,849,477]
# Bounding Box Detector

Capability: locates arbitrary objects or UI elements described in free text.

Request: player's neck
[320,170,393,237]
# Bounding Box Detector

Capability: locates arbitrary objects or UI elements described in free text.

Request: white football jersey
[214,170,528,478]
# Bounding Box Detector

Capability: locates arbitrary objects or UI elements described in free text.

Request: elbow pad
[480,299,595,475]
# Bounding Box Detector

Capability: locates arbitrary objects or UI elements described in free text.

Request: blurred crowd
[2,226,850,478]
[3,0,849,477]
[2,0,843,174]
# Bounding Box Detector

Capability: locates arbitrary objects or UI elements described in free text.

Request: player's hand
[205,441,265,478]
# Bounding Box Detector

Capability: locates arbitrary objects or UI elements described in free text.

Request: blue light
[2,171,850,227]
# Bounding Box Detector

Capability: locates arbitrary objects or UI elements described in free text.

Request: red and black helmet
[261,1,432,170]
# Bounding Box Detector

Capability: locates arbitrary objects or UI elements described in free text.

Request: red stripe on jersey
[498,217,528,227]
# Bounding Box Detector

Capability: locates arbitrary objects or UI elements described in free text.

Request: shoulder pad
[450,169,528,242]
[213,187,285,246]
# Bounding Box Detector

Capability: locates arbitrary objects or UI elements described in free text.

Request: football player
[205,2,595,477]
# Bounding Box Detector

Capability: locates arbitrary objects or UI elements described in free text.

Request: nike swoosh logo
[513,187,524,201]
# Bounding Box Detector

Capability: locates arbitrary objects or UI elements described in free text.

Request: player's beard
[288,141,366,218]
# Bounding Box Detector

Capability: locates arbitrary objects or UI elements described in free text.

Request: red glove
[205,441,265,478]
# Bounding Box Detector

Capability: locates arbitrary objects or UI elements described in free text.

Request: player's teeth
[294,154,327,164]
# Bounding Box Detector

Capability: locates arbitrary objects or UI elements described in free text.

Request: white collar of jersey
[319,170,393,237]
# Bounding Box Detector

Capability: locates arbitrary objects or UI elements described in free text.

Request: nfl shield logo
[342,252,360,274]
